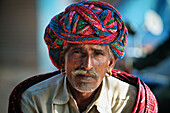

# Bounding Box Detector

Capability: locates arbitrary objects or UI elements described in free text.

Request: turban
[44,1,128,69]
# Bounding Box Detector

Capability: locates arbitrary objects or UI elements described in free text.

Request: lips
[76,74,96,82]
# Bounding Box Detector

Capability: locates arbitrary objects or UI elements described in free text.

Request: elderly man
[8,1,158,113]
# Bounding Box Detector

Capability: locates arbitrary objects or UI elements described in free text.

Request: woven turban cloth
[44,1,128,69]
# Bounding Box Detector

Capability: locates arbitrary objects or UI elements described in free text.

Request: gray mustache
[71,70,100,77]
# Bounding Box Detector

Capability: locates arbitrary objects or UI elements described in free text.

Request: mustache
[71,69,100,77]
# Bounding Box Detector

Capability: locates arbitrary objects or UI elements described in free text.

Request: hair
[108,46,116,60]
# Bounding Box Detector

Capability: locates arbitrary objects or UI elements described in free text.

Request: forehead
[68,44,109,51]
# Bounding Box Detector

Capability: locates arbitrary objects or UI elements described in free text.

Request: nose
[81,55,93,70]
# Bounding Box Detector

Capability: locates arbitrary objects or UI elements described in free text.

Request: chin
[74,83,97,93]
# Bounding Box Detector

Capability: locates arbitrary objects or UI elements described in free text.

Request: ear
[107,55,117,72]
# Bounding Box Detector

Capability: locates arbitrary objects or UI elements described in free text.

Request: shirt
[21,73,137,113]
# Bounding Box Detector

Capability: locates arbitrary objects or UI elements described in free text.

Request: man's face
[64,44,116,93]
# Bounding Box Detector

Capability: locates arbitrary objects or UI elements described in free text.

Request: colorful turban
[44,0,128,69]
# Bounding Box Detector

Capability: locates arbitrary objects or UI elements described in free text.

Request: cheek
[93,57,109,76]
[65,56,82,72]
[93,57,108,68]
[68,57,82,66]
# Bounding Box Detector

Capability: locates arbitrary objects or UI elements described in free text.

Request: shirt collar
[93,76,112,112]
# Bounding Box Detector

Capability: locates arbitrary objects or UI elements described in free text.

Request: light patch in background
[37,0,73,72]
[144,10,163,36]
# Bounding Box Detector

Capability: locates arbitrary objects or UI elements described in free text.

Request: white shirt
[21,73,137,113]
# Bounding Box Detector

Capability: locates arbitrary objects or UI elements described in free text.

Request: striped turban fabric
[44,1,128,69]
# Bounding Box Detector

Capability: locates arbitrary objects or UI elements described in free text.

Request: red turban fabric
[44,1,128,69]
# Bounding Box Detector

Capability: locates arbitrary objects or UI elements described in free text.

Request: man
[8,1,158,113]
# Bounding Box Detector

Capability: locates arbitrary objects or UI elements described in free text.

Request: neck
[68,83,101,112]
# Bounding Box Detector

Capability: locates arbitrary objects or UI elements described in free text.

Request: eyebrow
[71,47,83,51]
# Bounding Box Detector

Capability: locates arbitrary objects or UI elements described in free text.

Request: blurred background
[0,0,170,112]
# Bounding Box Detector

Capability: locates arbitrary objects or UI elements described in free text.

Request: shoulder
[103,71,137,112]
[20,73,65,112]
[106,75,137,100]
[19,72,65,112]
[97,72,137,113]
[22,73,64,96]
[104,69,137,101]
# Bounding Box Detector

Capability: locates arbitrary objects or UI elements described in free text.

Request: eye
[73,50,81,54]
[71,49,84,56]
[94,51,104,56]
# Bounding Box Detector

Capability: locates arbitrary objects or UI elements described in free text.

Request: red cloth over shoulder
[111,69,158,113]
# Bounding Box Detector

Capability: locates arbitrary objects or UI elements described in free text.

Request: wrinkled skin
[64,44,116,93]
